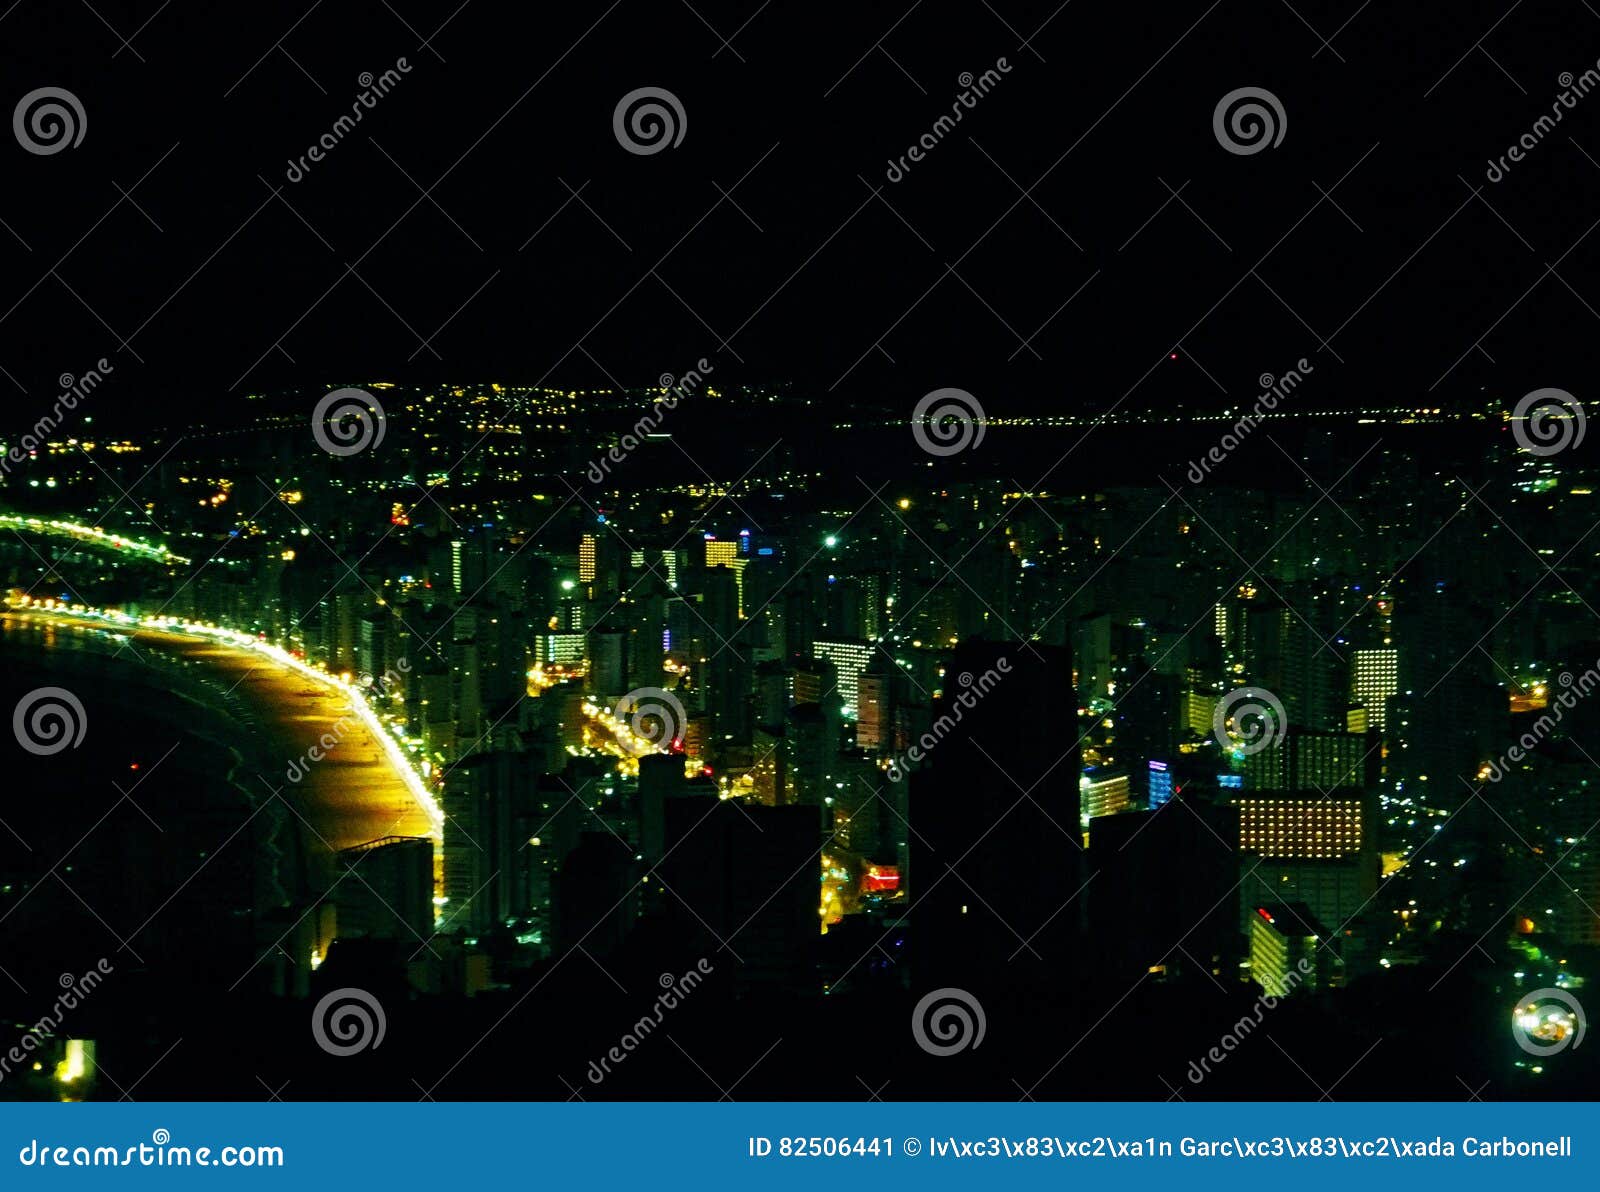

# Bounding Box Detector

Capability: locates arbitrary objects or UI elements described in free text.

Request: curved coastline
[0,611,436,899]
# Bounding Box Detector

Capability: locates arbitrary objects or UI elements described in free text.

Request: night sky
[2,1,1598,412]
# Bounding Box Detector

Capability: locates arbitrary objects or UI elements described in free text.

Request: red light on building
[863,865,901,894]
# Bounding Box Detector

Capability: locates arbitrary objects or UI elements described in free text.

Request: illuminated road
[0,513,190,565]
[0,611,435,868]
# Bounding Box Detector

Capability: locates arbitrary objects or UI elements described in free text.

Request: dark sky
[3,0,1599,415]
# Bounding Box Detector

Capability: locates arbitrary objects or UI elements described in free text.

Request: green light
[824,535,837,548]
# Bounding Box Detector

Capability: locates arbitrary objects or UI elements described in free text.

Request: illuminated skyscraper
[1235,790,1377,952]
[1080,768,1131,827]
[1243,727,1372,792]
[1249,902,1333,997]
[579,533,597,584]
[813,638,874,719]
[1351,647,1399,731]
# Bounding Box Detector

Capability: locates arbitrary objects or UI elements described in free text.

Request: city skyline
[1,0,1597,1110]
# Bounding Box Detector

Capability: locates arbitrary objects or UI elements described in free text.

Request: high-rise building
[659,798,821,994]
[856,668,892,753]
[1351,647,1399,732]
[1243,726,1372,792]
[1249,902,1335,997]
[912,641,1083,990]
[579,533,598,584]
[334,836,435,942]
[1147,759,1174,808]
[1080,768,1131,827]
[1234,790,1378,954]
[812,638,874,719]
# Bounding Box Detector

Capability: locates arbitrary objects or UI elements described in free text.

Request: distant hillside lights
[3,360,113,476]
[584,360,712,485]
[1185,359,1313,484]
[285,58,412,183]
